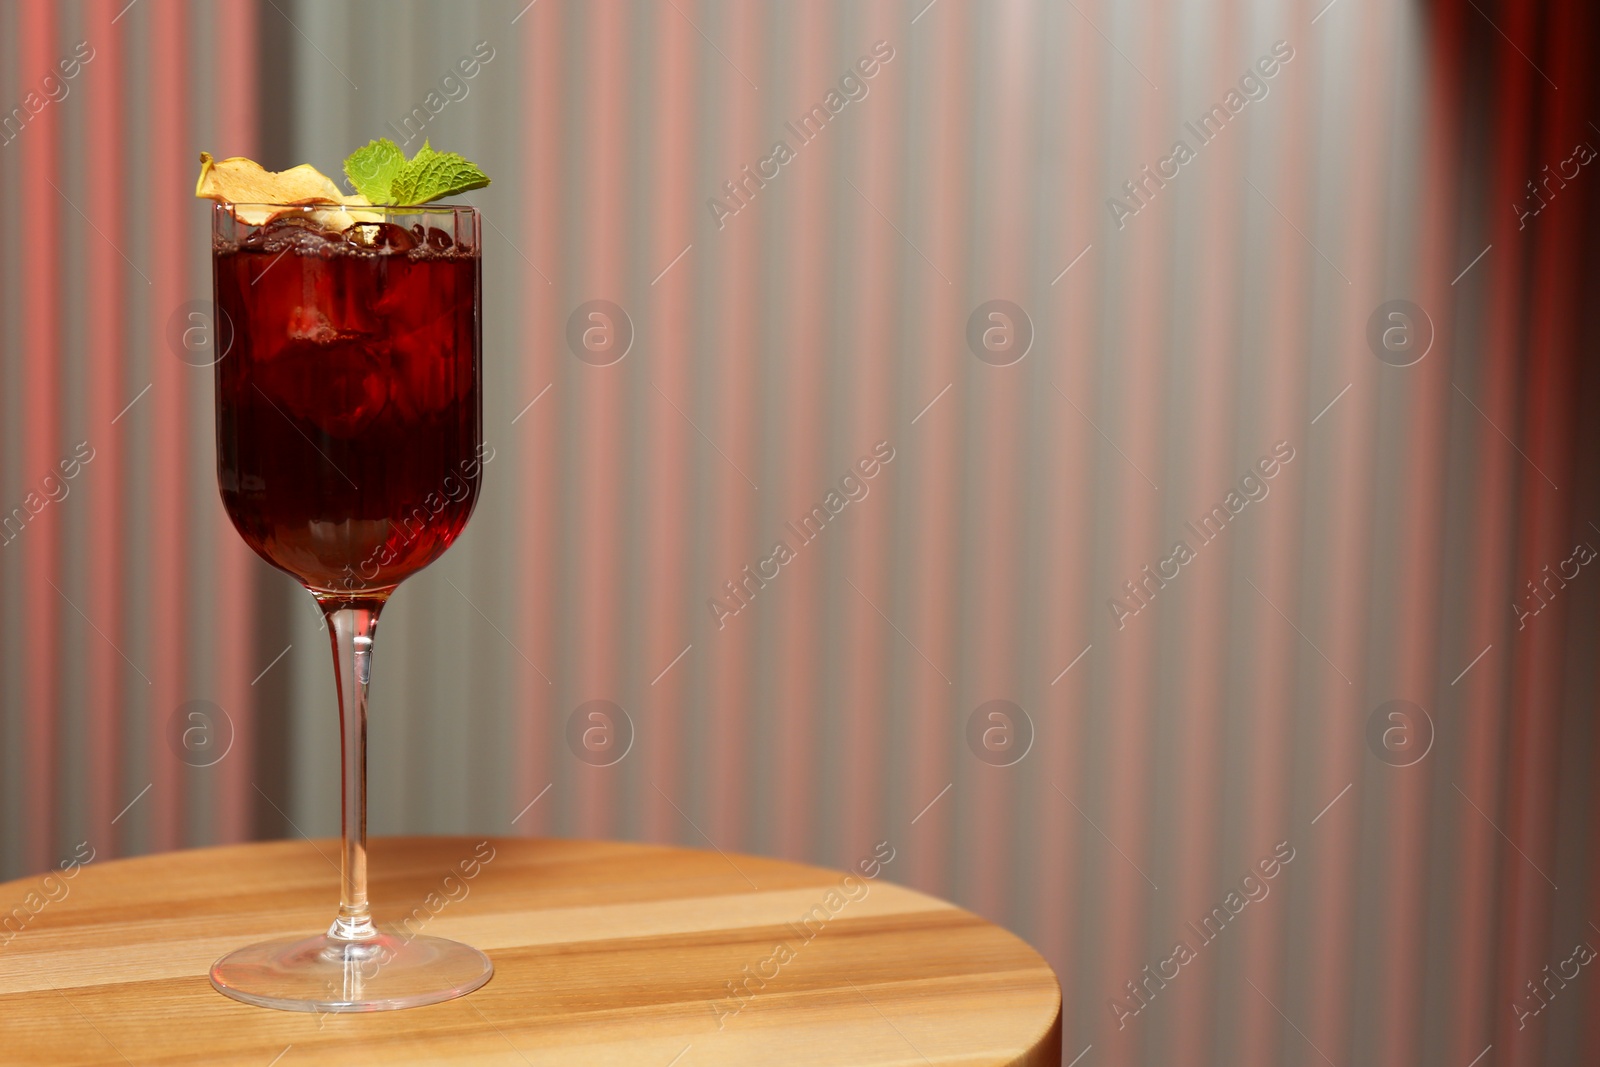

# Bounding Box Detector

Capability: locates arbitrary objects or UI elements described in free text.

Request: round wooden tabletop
[0,836,1061,1065]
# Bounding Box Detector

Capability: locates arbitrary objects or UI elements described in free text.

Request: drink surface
[214,220,482,595]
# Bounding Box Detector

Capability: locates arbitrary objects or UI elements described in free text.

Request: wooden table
[0,837,1061,1065]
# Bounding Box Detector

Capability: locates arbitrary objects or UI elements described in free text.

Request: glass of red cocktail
[207,203,492,1012]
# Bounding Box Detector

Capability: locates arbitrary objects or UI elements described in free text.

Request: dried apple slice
[195,151,374,228]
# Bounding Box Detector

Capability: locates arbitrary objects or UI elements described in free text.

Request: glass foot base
[210,932,493,1012]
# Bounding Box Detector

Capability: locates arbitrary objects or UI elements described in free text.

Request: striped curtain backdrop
[0,1,259,870]
[3,1,1599,1064]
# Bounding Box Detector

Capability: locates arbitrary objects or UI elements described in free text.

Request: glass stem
[320,598,384,943]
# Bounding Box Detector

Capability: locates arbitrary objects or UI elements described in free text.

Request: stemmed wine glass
[206,202,492,1011]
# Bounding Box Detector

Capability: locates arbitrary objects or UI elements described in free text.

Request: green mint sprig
[343,138,489,205]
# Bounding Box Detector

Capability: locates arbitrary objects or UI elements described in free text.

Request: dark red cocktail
[205,187,495,1012]
[213,209,482,595]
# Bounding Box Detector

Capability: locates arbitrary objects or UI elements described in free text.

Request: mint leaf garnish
[391,152,489,205]
[343,138,490,206]
[407,139,438,169]
[343,138,406,203]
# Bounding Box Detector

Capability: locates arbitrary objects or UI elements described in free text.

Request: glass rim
[212,201,478,214]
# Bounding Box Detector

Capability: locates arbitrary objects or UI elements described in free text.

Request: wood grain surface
[0,836,1061,1065]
